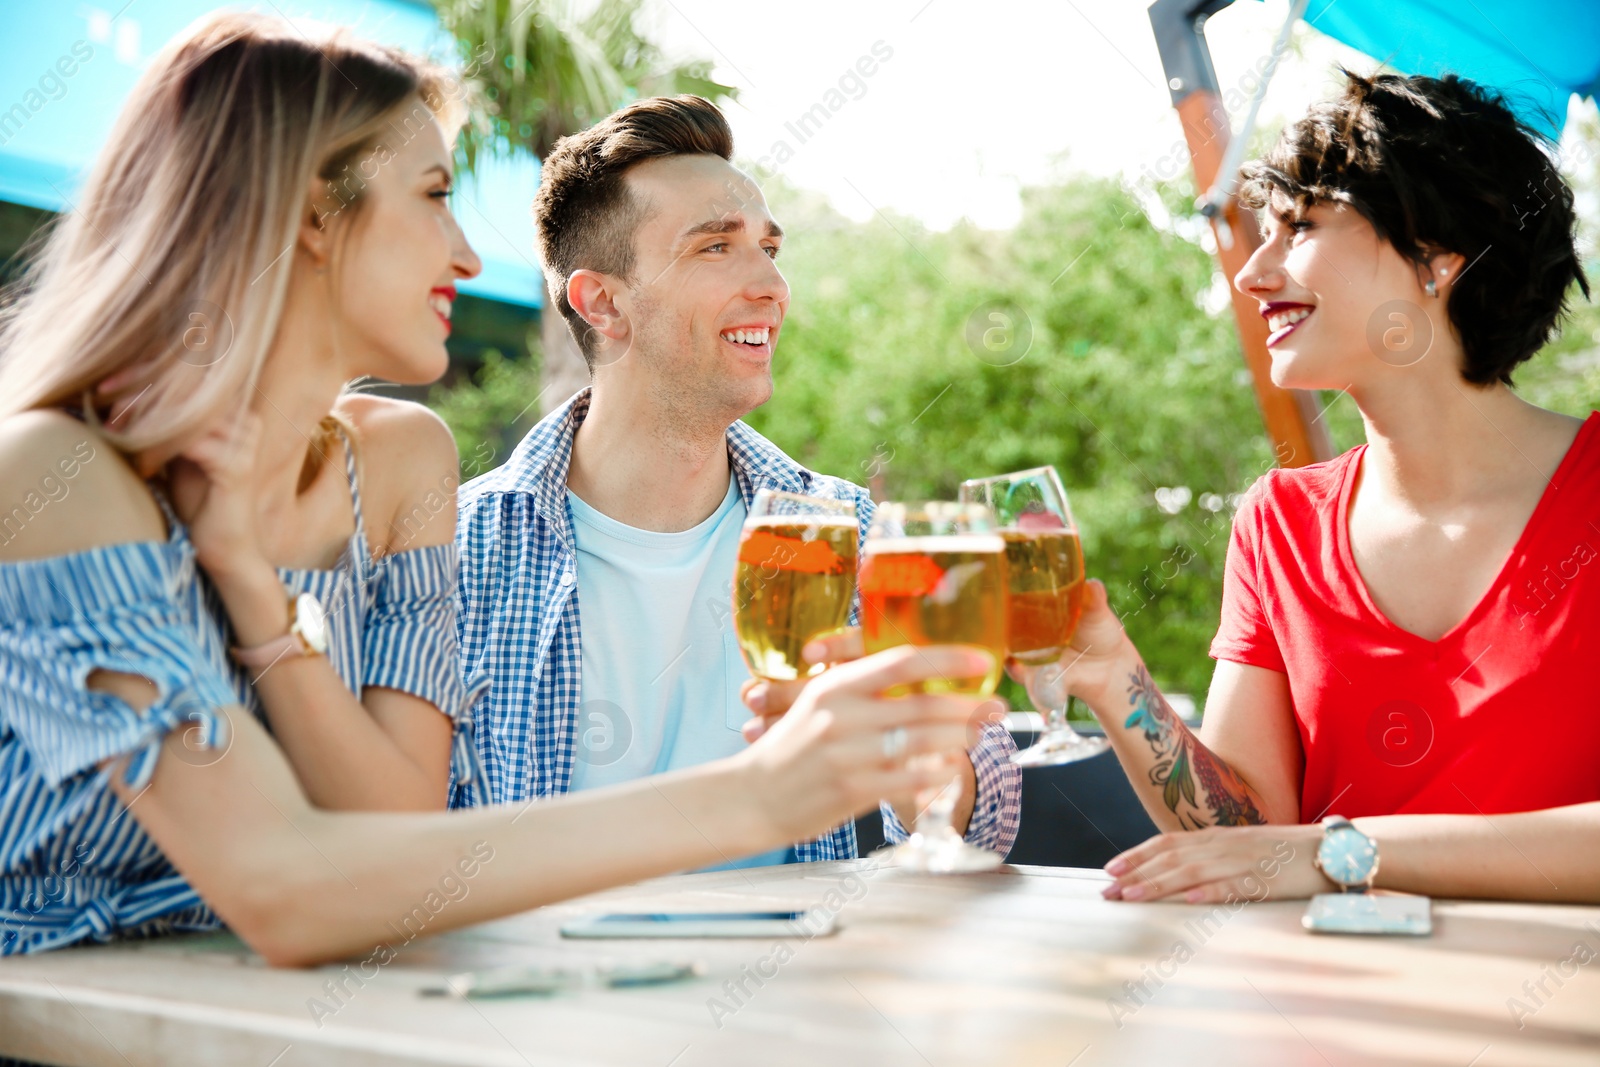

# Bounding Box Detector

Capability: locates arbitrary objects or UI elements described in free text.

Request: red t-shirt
[1210,412,1600,820]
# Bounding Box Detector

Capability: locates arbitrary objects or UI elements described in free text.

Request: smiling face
[329,104,482,386]
[601,153,789,424]
[1234,193,1450,393]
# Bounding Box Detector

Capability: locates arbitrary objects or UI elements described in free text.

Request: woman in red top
[1069,70,1600,904]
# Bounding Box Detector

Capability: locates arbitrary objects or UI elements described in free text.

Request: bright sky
[644,0,1375,231]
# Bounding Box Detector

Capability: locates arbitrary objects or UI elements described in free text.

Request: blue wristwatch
[1313,816,1378,893]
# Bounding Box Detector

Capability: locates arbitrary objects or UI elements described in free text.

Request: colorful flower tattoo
[1123,664,1265,829]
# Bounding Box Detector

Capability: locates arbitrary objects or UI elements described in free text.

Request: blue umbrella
[1306,0,1600,138]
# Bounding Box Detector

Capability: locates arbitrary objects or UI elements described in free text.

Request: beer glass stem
[1010,659,1110,766]
[916,772,961,832]
[1046,699,1069,732]
[1026,661,1070,732]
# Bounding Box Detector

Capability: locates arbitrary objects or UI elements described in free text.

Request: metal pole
[1148,0,1334,468]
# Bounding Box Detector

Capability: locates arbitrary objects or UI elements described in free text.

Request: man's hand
[739,628,864,743]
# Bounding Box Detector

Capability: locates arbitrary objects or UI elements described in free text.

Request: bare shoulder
[334,394,459,555]
[0,409,165,562]
[335,393,459,489]
[1520,405,1588,484]
[1546,409,1588,450]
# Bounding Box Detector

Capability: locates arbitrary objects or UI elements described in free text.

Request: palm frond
[430,0,738,173]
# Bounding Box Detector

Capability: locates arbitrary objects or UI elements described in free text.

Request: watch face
[1318,826,1376,886]
[295,593,330,653]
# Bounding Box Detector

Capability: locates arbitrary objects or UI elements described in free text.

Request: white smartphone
[560,910,835,939]
[1302,892,1432,936]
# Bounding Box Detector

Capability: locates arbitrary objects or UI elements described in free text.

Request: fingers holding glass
[739,625,865,734]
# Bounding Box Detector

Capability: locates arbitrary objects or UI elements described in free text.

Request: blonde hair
[0,11,463,456]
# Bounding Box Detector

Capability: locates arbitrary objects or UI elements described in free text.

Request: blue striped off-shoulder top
[0,423,487,955]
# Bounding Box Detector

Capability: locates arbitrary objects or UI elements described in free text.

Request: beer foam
[744,515,858,530]
[863,535,1006,554]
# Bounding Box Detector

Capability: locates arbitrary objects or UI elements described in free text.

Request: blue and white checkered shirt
[454,389,1021,861]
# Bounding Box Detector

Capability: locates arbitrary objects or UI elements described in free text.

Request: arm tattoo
[1122,664,1265,829]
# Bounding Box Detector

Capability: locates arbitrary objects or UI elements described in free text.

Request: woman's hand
[165,410,294,648]
[1053,578,1140,711]
[739,627,863,743]
[95,356,277,598]
[1101,824,1333,903]
[167,410,271,584]
[739,644,1005,844]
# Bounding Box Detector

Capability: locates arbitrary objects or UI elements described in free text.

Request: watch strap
[230,633,305,671]
[231,594,321,673]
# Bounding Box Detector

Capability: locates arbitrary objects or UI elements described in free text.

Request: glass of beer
[733,490,859,683]
[861,501,1008,873]
[961,467,1108,766]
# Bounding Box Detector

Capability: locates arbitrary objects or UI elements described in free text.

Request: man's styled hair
[533,94,734,368]
[1240,69,1590,386]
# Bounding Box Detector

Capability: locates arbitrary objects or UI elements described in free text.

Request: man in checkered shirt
[453,95,1021,866]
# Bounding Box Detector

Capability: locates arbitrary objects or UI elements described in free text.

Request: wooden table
[2,860,1598,1066]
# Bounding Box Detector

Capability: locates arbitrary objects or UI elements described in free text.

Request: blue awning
[0,0,542,308]
[1305,0,1600,139]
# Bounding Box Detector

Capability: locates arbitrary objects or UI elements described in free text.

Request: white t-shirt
[565,475,791,868]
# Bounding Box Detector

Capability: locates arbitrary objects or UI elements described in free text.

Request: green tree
[429,349,545,479]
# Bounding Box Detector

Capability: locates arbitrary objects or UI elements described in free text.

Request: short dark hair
[1240,69,1590,385]
[533,95,734,368]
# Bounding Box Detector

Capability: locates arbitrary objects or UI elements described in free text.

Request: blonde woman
[0,13,998,963]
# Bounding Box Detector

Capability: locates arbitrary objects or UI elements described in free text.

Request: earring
[1425,279,1437,297]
